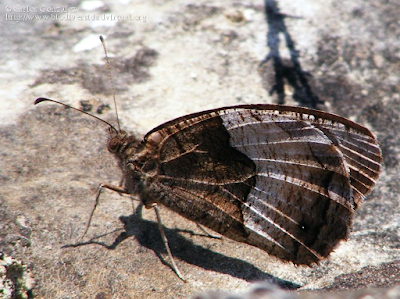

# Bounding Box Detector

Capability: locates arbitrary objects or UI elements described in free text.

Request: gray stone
[1,0,399,298]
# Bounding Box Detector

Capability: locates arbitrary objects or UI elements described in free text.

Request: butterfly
[35,99,382,278]
[34,35,381,281]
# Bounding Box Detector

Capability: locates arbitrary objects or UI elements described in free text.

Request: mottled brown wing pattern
[253,105,382,209]
[311,123,382,208]
[133,105,381,265]
[140,114,257,241]
[219,108,356,264]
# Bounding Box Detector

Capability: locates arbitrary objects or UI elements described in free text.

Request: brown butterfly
[35,98,382,280]
[34,35,382,281]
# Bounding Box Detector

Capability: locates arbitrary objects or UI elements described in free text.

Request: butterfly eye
[108,137,121,152]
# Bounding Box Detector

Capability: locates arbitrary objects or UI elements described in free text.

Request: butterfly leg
[80,183,130,240]
[195,223,222,239]
[152,203,186,282]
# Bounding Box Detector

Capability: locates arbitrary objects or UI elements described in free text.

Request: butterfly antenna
[100,35,121,132]
[34,98,118,133]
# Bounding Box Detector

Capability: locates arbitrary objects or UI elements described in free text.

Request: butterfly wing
[138,105,382,264]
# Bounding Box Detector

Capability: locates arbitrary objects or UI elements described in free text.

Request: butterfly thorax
[107,127,163,207]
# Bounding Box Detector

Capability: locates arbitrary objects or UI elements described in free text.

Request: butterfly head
[107,126,140,161]
[107,127,127,153]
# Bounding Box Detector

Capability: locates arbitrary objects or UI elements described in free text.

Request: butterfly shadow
[63,203,300,289]
[260,0,323,108]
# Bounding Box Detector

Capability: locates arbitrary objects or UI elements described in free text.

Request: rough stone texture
[0,0,399,298]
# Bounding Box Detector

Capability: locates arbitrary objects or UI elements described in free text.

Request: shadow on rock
[63,204,300,290]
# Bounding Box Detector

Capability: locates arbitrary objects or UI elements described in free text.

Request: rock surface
[1,0,399,298]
